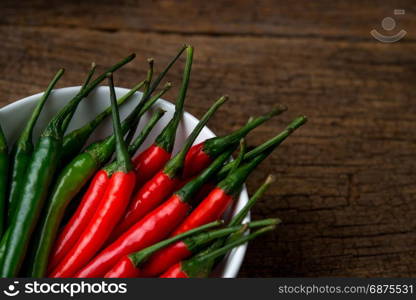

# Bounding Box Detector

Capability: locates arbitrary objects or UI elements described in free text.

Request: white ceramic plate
[0,86,250,278]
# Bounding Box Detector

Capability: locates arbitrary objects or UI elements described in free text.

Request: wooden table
[1,0,415,277]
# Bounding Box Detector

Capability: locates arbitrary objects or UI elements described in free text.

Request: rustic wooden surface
[1,0,416,277]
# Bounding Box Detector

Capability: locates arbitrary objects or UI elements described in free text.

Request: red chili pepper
[104,221,221,278]
[132,145,171,186]
[141,218,277,277]
[48,170,108,271]
[140,171,271,277]
[110,96,228,240]
[171,151,273,237]
[160,225,275,278]
[182,105,287,178]
[48,109,165,271]
[132,46,193,187]
[74,147,234,277]
[163,117,307,277]
[49,74,136,278]
[172,115,308,236]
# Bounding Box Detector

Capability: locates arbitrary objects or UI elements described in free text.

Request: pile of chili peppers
[0,45,307,278]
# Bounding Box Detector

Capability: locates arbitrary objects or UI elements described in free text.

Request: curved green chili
[1,54,136,277]
[7,69,65,224]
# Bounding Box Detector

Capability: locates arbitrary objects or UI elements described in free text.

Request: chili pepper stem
[179,148,235,205]
[7,69,64,222]
[22,69,65,145]
[122,82,172,134]
[104,109,166,175]
[125,46,186,139]
[228,138,246,176]
[81,62,97,92]
[61,63,96,131]
[163,95,228,178]
[184,218,279,253]
[107,74,133,172]
[132,173,271,277]
[230,174,275,226]
[125,59,154,145]
[0,124,7,238]
[144,46,186,103]
[128,109,165,156]
[45,53,136,138]
[200,226,275,263]
[202,105,287,158]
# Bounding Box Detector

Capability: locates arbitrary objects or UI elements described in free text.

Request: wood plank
[1,0,415,40]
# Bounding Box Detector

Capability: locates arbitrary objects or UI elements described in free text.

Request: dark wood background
[1,0,415,277]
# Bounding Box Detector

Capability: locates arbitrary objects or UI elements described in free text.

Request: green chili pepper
[7,69,65,224]
[0,123,8,238]
[1,54,136,277]
[173,226,276,278]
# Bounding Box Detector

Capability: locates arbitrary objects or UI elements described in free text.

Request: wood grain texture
[0,0,415,277]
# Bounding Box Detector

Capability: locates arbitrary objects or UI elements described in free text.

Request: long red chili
[160,225,275,278]
[104,221,222,278]
[182,105,286,178]
[48,109,164,271]
[140,174,273,277]
[133,46,193,187]
[110,96,228,240]
[49,74,136,278]
[74,147,234,277]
